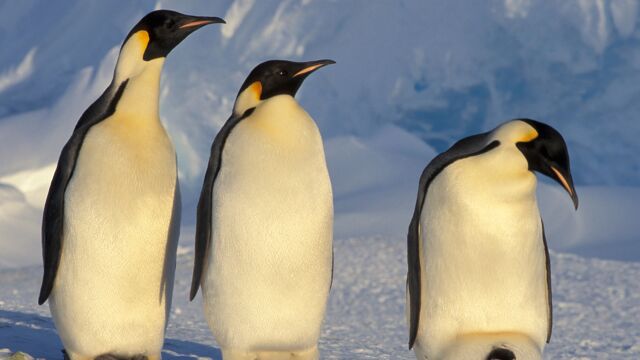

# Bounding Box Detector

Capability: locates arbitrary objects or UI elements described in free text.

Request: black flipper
[542,220,553,343]
[407,132,499,349]
[190,108,255,300]
[38,79,128,305]
[330,246,334,290]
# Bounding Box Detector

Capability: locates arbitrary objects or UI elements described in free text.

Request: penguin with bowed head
[190,59,335,360]
[38,10,224,360]
[406,119,579,360]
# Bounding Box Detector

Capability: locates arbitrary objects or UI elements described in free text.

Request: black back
[407,131,499,348]
[189,108,255,300]
[38,80,129,305]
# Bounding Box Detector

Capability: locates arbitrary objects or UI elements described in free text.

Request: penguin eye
[278,70,288,77]
[164,19,176,30]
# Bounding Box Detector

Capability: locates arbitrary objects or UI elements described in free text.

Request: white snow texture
[0,0,639,359]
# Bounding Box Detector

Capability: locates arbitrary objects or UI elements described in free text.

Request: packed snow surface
[1,237,639,359]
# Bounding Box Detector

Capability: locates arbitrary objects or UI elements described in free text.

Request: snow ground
[1,237,639,359]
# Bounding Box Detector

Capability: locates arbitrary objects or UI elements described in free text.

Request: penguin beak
[550,165,579,210]
[293,59,336,78]
[178,16,226,30]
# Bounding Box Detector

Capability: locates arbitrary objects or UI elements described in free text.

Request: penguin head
[115,10,224,80]
[509,119,579,209]
[233,59,335,116]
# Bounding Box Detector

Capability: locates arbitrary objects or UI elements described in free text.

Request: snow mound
[2,0,640,210]
[0,184,40,269]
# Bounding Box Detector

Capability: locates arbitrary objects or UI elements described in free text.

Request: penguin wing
[407,131,499,348]
[541,220,553,343]
[190,108,255,300]
[38,80,128,305]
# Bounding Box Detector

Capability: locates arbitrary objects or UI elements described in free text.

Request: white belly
[416,148,549,359]
[50,113,179,357]
[203,96,333,351]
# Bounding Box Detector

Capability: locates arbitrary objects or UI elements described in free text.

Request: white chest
[212,95,333,249]
[51,110,178,356]
[203,96,333,349]
[66,112,177,231]
[417,146,549,357]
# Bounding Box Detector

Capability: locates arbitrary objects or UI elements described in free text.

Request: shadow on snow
[0,310,220,359]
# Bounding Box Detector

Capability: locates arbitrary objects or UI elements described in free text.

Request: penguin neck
[233,81,263,117]
[113,58,165,120]
[467,144,538,203]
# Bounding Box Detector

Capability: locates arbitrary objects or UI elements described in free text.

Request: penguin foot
[221,347,318,360]
[62,351,144,360]
[438,332,541,360]
[220,349,257,360]
[60,349,95,360]
[487,348,516,360]
[95,355,148,360]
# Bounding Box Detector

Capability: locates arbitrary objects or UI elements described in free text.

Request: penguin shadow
[162,339,221,360]
[0,309,62,358]
[0,310,220,360]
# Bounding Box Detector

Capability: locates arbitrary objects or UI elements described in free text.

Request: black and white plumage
[190,59,335,360]
[407,119,578,360]
[39,78,129,305]
[39,10,223,360]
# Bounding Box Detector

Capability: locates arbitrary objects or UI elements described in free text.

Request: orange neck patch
[519,129,538,143]
[249,81,262,100]
[135,30,150,50]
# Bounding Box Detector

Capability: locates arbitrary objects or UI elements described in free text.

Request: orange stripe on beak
[293,64,325,78]
[179,20,214,29]
[551,166,573,196]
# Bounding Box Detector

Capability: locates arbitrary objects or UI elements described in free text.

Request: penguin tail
[486,347,516,360]
[438,332,542,360]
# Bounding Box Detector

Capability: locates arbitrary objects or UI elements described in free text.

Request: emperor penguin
[406,119,579,360]
[189,59,335,360]
[38,10,224,360]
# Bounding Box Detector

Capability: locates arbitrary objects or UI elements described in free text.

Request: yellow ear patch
[519,128,538,142]
[232,81,263,116]
[249,81,262,100]
[135,30,150,49]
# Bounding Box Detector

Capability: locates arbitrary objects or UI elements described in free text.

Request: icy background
[0,0,639,358]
